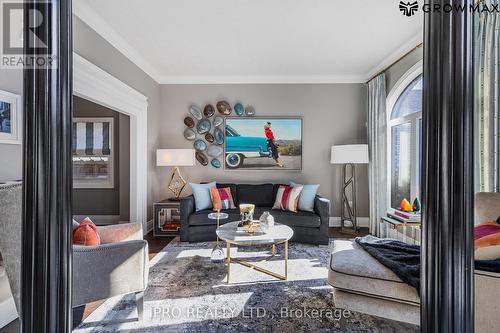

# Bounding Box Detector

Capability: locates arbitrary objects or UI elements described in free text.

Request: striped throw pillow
[210,187,236,211]
[273,185,303,213]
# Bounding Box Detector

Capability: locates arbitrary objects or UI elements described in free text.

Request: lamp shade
[156,149,196,166]
[330,144,369,164]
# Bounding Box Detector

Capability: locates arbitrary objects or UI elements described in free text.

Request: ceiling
[73,0,423,84]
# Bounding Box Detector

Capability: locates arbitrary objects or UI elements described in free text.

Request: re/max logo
[422,3,500,13]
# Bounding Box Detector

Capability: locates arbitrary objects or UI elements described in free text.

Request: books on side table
[387,208,421,223]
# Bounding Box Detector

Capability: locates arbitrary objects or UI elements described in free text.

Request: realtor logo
[1,0,56,69]
[399,1,418,17]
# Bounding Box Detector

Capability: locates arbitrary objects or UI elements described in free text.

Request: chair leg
[136,291,144,321]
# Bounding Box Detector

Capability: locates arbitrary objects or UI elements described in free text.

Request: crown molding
[72,0,163,83]
[73,2,422,85]
[364,32,423,81]
[157,74,366,84]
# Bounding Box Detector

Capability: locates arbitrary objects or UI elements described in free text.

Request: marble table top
[216,221,293,246]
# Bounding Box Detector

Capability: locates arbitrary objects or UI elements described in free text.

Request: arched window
[387,68,423,209]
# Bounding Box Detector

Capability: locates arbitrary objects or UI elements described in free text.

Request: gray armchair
[72,222,149,320]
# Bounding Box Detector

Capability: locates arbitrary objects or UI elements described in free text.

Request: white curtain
[367,74,387,236]
[475,0,500,193]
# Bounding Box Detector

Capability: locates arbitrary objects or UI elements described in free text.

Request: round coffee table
[216,221,294,283]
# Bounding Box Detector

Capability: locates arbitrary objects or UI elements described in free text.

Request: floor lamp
[331,144,369,234]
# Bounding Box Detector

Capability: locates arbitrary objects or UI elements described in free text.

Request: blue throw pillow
[190,182,217,211]
[290,182,319,212]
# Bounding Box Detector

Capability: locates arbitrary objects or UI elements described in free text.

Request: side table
[380,216,421,245]
[153,199,182,237]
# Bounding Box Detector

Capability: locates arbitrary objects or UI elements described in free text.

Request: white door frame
[73,53,148,230]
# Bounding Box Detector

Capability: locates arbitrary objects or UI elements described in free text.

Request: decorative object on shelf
[193,139,207,152]
[183,116,195,128]
[205,133,215,143]
[183,128,196,140]
[412,197,421,212]
[239,204,255,226]
[224,117,302,170]
[400,198,413,212]
[259,211,274,233]
[0,90,21,144]
[207,145,223,158]
[156,149,196,200]
[213,116,224,127]
[234,102,244,116]
[331,144,369,234]
[203,104,215,117]
[196,118,211,134]
[214,127,224,145]
[208,211,228,263]
[245,106,256,116]
[211,158,221,168]
[153,200,182,236]
[216,101,232,115]
[189,105,203,120]
[195,151,209,166]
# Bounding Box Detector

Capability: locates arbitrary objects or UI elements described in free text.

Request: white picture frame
[0,90,22,144]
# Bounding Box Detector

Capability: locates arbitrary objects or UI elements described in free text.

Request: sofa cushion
[237,184,274,207]
[216,183,238,205]
[329,240,420,305]
[188,209,241,226]
[270,209,321,228]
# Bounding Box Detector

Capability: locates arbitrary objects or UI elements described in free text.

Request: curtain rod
[366,43,423,83]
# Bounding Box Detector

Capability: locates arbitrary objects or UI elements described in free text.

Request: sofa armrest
[180,195,195,242]
[72,240,149,306]
[314,195,331,229]
[97,222,143,244]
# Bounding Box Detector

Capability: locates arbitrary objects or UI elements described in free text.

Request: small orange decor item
[400,199,413,212]
[73,217,101,246]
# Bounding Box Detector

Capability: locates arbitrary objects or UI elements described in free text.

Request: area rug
[74,238,418,333]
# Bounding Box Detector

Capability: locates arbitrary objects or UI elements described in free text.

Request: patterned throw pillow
[475,222,500,260]
[73,217,101,246]
[210,187,236,211]
[273,185,303,213]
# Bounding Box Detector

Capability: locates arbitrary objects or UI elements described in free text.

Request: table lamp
[331,144,369,234]
[156,149,196,200]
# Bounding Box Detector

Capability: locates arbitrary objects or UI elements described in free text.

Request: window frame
[386,60,423,209]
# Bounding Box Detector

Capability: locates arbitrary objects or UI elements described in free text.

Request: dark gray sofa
[180,183,330,245]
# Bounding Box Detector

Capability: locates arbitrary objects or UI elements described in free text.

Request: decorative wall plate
[189,105,203,120]
[234,103,244,116]
[196,118,211,134]
[207,145,223,158]
[216,101,232,115]
[193,139,208,152]
[196,152,209,166]
[214,127,224,145]
[203,104,215,118]
[213,116,223,127]
[205,133,215,143]
[183,128,196,140]
[183,116,195,128]
[245,106,256,116]
[211,159,221,168]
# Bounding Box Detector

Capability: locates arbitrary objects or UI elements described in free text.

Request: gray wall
[72,96,130,220]
[73,16,162,221]
[0,69,22,183]
[159,84,368,217]
[385,47,423,95]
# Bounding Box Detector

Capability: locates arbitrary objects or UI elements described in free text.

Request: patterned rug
[74,238,419,333]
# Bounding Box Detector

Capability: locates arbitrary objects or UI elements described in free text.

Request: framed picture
[72,117,115,188]
[0,90,22,144]
[224,117,303,170]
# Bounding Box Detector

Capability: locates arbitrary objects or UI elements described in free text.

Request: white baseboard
[0,296,17,329]
[329,217,370,228]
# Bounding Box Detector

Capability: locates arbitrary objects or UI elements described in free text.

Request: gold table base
[225,241,288,283]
